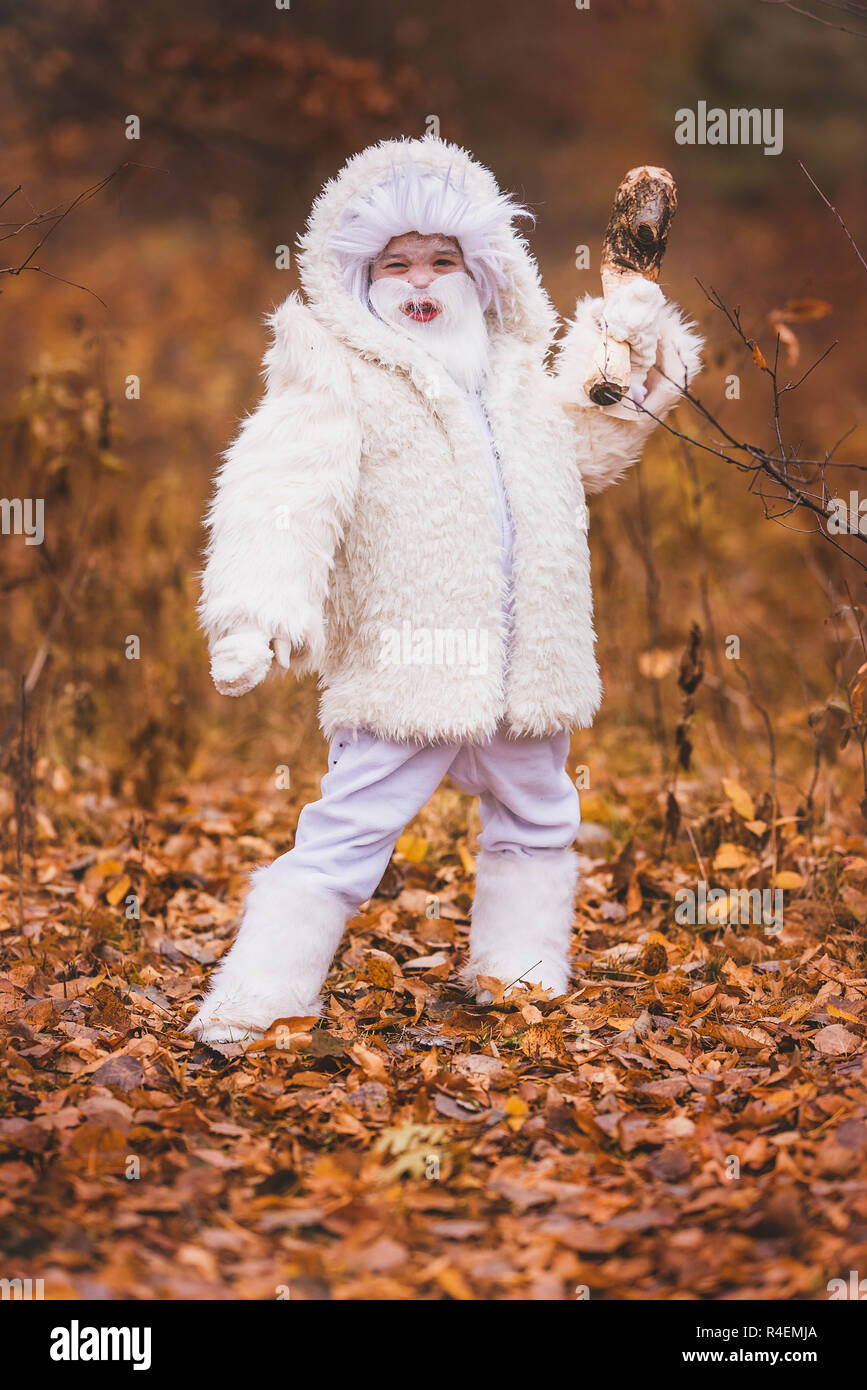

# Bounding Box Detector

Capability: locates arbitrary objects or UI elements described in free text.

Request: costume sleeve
[549,293,704,496]
[198,293,362,676]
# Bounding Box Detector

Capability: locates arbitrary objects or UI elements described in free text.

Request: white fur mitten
[602,279,666,399]
[210,627,273,696]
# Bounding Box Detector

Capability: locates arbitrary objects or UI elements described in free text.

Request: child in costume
[191,136,702,1042]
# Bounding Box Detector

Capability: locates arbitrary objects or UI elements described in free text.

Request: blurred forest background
[1,0,865,828]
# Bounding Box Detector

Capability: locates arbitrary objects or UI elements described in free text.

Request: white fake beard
[367,271,490,395]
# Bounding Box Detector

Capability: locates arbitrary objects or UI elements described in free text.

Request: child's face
[370,233,466,322]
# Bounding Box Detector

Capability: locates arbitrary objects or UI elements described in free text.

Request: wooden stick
[585,166,678,407]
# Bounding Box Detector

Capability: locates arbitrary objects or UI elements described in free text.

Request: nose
[406,268,434,289]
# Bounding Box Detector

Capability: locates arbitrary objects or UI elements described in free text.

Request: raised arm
[550,285,703,495]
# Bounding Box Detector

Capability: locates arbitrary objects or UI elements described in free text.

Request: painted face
[370,232,467,324]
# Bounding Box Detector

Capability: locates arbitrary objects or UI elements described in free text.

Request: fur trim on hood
[296,136,560,365]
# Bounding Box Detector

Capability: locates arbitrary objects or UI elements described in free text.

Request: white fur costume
[190,137,703,1042]
[198,136,703,744]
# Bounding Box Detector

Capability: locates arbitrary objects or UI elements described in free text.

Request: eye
[434,257,456,267]
[382,260,408,271]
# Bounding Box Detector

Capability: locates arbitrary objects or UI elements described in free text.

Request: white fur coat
[199,136,703,743]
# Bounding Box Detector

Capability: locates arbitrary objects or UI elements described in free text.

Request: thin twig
[799,161,867,273]
[760,0,867,38]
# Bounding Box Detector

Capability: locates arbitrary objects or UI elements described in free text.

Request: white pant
[268,721,581,910]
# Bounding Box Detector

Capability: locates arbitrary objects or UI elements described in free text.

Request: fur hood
[295,135,559,372]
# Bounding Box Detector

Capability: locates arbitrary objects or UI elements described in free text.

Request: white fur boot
[460,848,578,1003]
[187,867,348,1043]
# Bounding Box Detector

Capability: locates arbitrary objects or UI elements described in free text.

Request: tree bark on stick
[585,165,678,406]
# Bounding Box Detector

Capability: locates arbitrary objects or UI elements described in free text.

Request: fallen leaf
[722,778,756,821]
[713,842,751,870]
[812,1023,858,1055]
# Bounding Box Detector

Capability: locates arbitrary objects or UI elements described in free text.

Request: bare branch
[614,281,866,570]
[798,162,867,274]
[760,0,867,38]
[0,164,147,305]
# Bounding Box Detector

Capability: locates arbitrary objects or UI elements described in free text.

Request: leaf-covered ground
[2,765,867,1301]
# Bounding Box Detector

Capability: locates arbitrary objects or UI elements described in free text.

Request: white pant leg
[450,725,581,1000]
[450,724,580,853]
[268,726,458,909]
[190,726,458,1041]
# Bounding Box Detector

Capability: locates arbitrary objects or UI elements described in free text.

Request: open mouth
[402,298,440,323]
